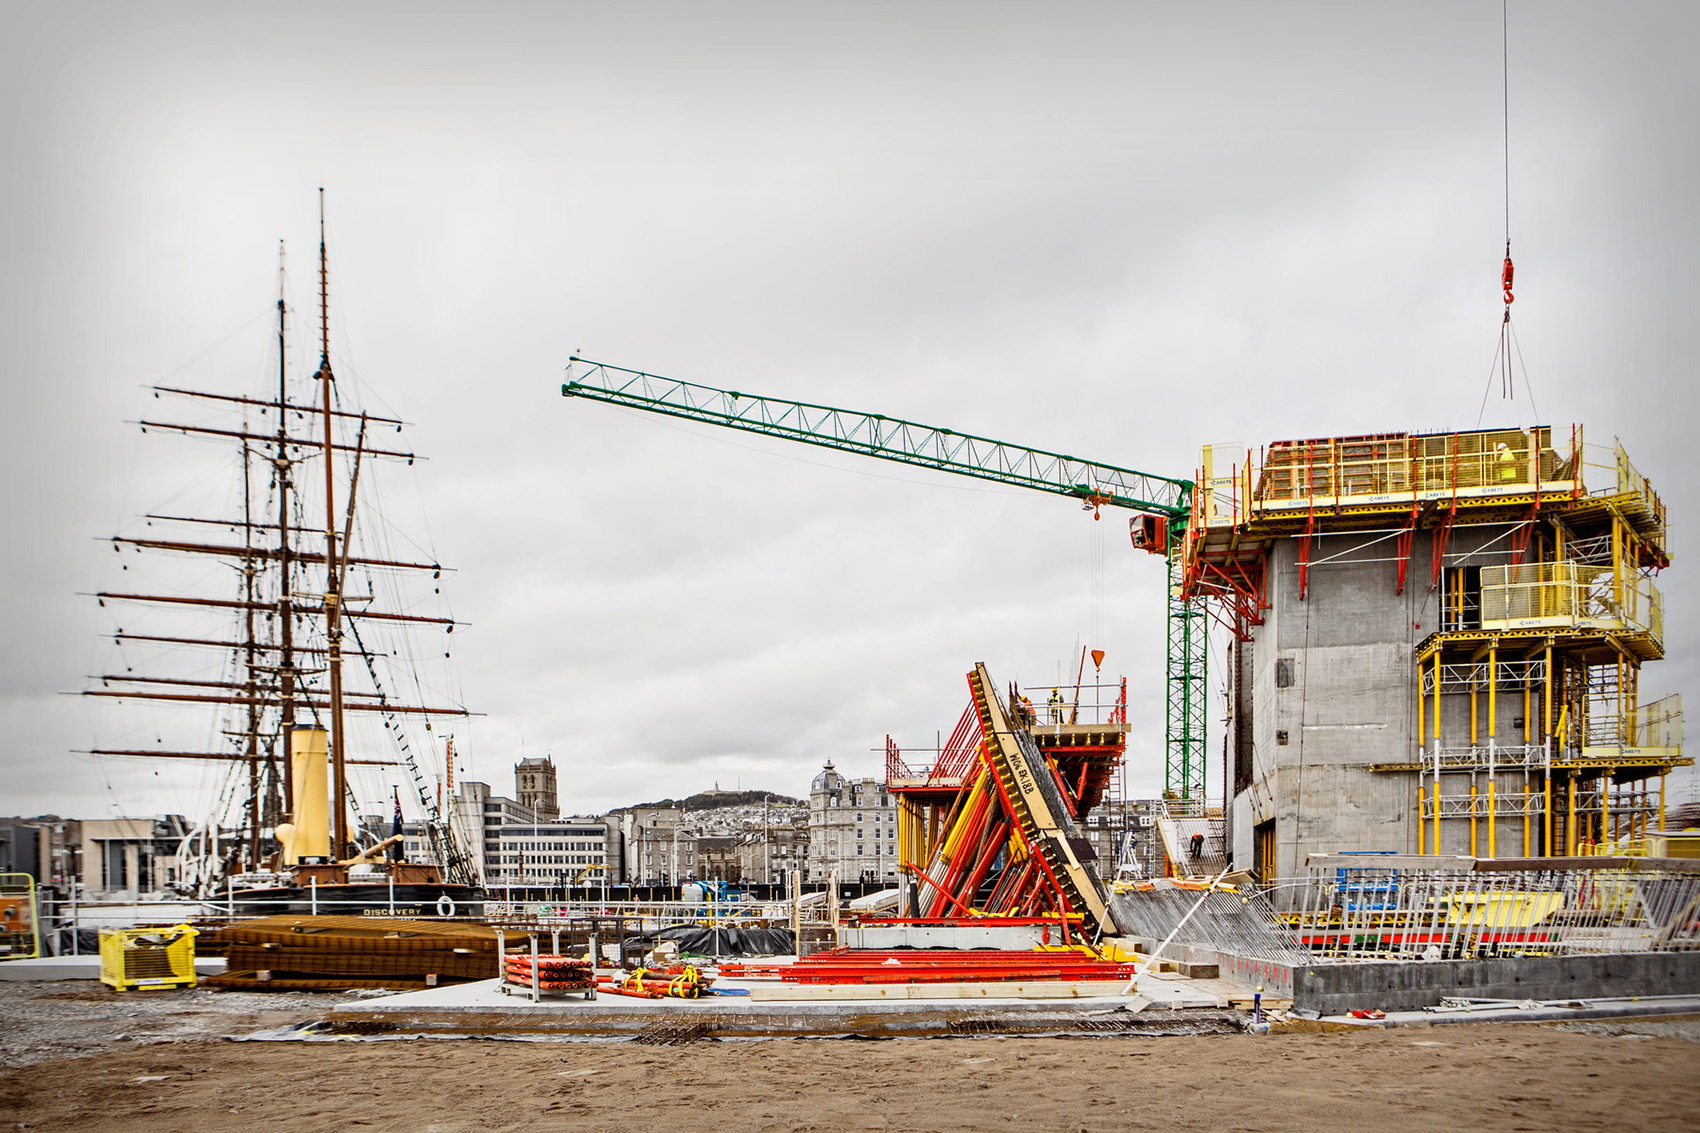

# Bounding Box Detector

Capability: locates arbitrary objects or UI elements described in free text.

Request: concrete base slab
[278,968,1255,1039]
[281,979,1242,1040]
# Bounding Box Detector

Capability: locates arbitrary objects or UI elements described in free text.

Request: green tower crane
[560,357,1209,799]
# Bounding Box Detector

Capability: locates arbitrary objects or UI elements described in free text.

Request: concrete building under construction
[1178,425,1683,879]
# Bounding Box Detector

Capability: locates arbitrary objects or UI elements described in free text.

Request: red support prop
[1510,503,1540,565]
[1430,506,1457,589]
[1297,513,1317,601]
[1394,502,1420,595]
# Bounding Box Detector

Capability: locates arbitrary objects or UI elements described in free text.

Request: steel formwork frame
[888,666,1125,937]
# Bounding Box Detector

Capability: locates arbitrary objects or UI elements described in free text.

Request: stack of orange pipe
[503,953,594,991]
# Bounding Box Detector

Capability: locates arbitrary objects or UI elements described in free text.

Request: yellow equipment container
[99,924,199,991]
[0,873,40,960]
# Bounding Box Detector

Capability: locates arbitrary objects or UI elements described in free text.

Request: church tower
[515,756,559,821]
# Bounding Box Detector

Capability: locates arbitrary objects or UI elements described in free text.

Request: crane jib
[561,369,1191,519]
[561,356,1209,800]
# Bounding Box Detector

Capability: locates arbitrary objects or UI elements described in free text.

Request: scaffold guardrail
[1286,856,1700,960]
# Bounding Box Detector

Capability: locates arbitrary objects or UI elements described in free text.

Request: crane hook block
[1501,256,1515,304]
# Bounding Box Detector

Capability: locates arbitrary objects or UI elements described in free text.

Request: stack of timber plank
[205,916,499,991]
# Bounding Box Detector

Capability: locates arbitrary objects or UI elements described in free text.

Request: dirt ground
[2,981,1699,1132]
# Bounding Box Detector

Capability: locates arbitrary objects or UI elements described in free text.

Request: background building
[809,761,899,883]
[514,756,559,821]
[619,806,696,884]
[451,776,617,887]
[736,822,809,885]
[0,817,73,888]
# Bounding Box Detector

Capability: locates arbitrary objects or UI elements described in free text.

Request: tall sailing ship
[83,199,480,914]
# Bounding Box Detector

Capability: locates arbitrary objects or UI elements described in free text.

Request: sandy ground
[0,981,330,1069]
[2,982,1699,1132]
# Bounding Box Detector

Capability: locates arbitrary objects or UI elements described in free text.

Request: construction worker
[1020,695,1035,724]
[1496,441,1517,484]
[1189,832,1205,859]
[1048,688,1063,724]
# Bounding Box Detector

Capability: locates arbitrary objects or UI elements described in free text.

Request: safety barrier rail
[1580,441,1667,535]
[1584,694,1683,750]
[1109,859,1700,965]
[1282,857,1700,960]
[1479,561,1662,643]
[1421,658,1549,695]
[1248,427,1573,509]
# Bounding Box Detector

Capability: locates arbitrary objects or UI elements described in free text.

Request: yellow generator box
[99,924,198,991]
[0,873,39,960]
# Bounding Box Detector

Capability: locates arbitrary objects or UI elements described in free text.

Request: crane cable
[1477,0,1540,427]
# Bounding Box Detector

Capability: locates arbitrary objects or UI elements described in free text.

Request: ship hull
[227,882,484,918]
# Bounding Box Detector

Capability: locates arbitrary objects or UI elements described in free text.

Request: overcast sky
[2,1,1695,828]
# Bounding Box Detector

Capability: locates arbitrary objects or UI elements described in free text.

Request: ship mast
[276,240,299,813]
[84,200,472,880]
[316,188,351,859]
[240,420,262,867]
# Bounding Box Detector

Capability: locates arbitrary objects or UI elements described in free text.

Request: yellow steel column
[1417,773,1425,855]
[1434,655,1443,748]
[1470,673,1479,745]
[1417,655,1426,855]
[1544,643,1554,741]
[1488,647,1498,738]
[1631,664,1640,743]
[1488,646,1498,859]
[1418,653,1426,748]
[1544,773,1553,857]
[1523,781,1531,856]
[1614,515,1626,614]
[1659,775,1667,831]
[1470,782,1479,856]
[1566,776,1577,855]
[1601,770,1612,848]
[1432,653,1443,855]
[1432,776,1442,855]
[1530,666,1543,745]
[1544,640,1556,858]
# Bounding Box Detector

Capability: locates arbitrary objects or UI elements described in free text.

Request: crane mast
[561,357,1209,799]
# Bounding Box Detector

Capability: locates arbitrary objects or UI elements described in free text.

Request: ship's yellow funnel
[278,726,330,865]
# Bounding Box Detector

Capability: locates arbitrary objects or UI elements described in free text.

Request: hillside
[619,789,804,812]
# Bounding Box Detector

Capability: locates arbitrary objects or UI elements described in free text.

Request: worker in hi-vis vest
[1496,441,1517,483]
[1048,688,1063,724]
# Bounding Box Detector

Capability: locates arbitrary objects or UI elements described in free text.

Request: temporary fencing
[1285,856,1700,960]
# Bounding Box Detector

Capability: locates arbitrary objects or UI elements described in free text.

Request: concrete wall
[1293,951,1700,1015]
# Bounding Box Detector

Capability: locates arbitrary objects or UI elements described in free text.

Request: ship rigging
[83,195,477,896]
